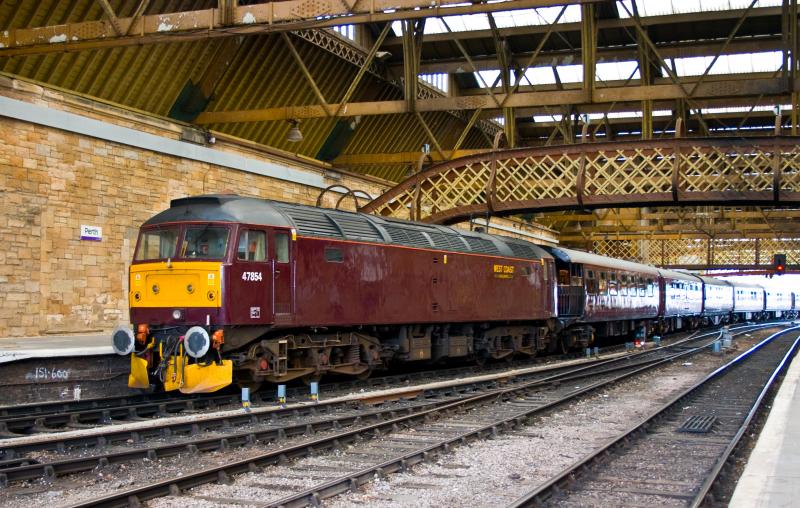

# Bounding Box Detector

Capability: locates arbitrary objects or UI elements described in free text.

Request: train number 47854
[242,271,263,281]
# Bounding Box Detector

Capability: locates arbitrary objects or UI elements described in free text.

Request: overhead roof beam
[95,0,123,36]
[194,76,792,124]
[0,0,596,58]
[405,37,783,75]
[381,6,782,46]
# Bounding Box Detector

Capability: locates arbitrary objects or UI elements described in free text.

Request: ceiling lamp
[287,119,303,143]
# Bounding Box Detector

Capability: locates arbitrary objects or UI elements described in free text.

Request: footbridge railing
[360,137,800,224]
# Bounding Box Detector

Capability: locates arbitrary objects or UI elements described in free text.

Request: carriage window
[599,272,608,295]
[647,278,655,297]
[620,274,628,296]
[275,232,290,263]
[135,227,179,261]
[586,270,598,294]
[183,226,229,260]
[609,272,618,296]
[639,277,646,296]
[324,247,344,263]
[558,269,570,285]
[237,230,266,262]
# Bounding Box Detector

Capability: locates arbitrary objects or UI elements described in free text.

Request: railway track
[508,326,800,508]
[0,345,619,437]
[48,323,784,507]
[0,325,703,484]
[0,322,770,438]
[0,357,569,437]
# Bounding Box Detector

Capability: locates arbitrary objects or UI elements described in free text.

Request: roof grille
[465,237,500,255]
[330,214,384,242]
[508,243,538,260]
[385,226,433,249]
[273,204,342,238]
[427,232,468,252]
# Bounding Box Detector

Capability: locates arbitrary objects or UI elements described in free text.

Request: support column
[402,19,425,113]
[635,3,653,140]
[581,3,596,101]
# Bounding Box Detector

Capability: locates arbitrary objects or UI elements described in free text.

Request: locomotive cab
[114,195,297,393]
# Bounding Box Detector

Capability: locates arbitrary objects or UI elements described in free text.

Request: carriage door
[271,229,294,324]
[232,228,271,324]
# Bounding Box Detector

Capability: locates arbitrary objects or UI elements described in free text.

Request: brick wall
[0,75,557,338]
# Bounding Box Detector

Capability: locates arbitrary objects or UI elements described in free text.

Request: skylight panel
[491,5,582,27]
[595,61,640,82]
[667,51,782,76]
[390,4,582,36]
[533,114,563,123]
[617,0,781,18]
[554,64,583,83]
[332,24,355,40]
[419,73,449,93]
[474,69,502,87]
[701,104,791,114]
[520,66,557,86]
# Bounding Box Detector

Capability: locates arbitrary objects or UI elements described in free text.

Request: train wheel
[356,368,373,381]
[557,337,570,355]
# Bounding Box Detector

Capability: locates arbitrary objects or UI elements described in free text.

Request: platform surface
[729,351,800,507]
[0,333,113,363]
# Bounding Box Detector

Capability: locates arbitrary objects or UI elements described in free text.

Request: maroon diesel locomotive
[112,194,795,393]
[113,194,568,393]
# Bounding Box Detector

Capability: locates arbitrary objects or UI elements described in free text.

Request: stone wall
[0,75,387,337]
[0,74,557,338]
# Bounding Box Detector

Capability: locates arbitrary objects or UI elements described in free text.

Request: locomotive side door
[271,228,294,324]
[230,227,272,324]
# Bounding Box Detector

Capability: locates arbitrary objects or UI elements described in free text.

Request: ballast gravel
[323,337,762,508]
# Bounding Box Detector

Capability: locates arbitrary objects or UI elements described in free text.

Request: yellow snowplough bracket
[163,351,185,392]
[128,354,150,389]
[179,360,233,394]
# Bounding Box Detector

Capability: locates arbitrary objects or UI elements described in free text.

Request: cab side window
[275,232,290,263]
[237,230,267,262]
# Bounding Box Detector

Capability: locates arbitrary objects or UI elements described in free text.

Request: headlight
[111,326,135,355]
[184,326,210,358]
[172,309,183,320]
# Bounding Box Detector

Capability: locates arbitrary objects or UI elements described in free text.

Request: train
[111,194,797,393]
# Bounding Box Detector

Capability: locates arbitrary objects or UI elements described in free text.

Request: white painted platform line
[730,352,800,508]
[0,335,113,363]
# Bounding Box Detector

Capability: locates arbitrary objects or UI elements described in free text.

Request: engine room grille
[465,237,500,255]
[427,232,469,252]
[329,214,384,243]
[507,242,538,260]
[385,226,433,249]
[273,204,343,238]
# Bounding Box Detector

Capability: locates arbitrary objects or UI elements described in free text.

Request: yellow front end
[129,261,223,309]
[126,261,232,393]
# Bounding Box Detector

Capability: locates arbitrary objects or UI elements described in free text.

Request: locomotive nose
[111,326,135,355]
